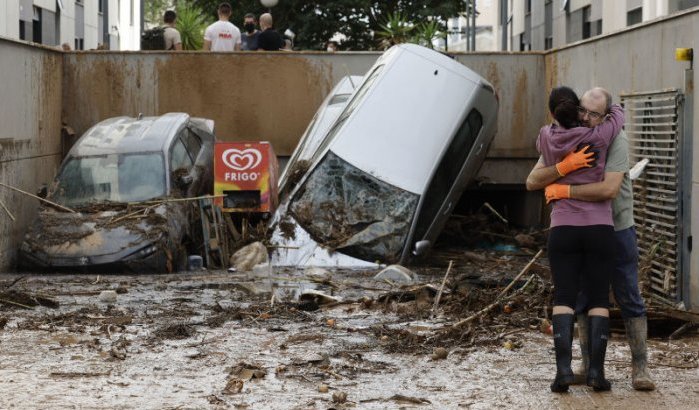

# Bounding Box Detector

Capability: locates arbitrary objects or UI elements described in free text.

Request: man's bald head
[582,87,612,112]
[260,13,273,29]
[579,87,612,127]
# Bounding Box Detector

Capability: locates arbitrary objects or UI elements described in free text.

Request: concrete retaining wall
[61,52,546,160]
[0,39,63,271]
[62,52,379,156]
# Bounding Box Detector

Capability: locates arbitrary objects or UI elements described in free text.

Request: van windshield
[49,153,166,207]
[289,151,419,263]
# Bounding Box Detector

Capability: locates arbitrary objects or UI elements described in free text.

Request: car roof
[67,113,192,157]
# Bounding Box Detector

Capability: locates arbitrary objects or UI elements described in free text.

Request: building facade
[0,0,142,50]
[508,0,699,51]
[446,0,500,52]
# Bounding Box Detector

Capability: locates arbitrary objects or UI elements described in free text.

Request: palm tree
[412,20,445,49]
[375,12,414,50]
[175,4,211,50]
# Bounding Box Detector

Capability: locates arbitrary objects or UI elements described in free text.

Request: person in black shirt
[257,13,284,51]
[241,13,260,50]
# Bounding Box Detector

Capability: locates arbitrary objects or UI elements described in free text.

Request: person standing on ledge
[257,13,284,51]
[203,2,241,51]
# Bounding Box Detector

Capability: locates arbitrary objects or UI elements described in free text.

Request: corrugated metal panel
[621,89,683,307]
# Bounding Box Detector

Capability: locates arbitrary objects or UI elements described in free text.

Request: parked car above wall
[270,44,499,268]
[18,113,215,273]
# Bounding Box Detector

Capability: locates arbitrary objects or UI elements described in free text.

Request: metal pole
[501,0,508,51]
[471,0,477,51]
[681,66,694,309]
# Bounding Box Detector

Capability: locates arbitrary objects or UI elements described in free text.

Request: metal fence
[621,89,685,307]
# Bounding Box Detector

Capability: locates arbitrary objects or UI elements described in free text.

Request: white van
[271,44,498,267]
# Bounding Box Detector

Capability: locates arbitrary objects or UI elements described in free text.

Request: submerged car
[18,113,215,272]
[278,75,363,199]
[270,44,498,267]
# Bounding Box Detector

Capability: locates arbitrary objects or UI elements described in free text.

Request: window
[182,129,202,160]
[518,34,528,51]
[32,7,42,44]
[678,0,699,11]
[50,153,166,206]
[582,6,591,39]
[74,1,84,49]
[627,7,642,25]
[170,139,194,172]
[526,0,532,14]
[544,0,553,49]
[19,21,27,40]
[130,0,134,26]
[411,109,483,242]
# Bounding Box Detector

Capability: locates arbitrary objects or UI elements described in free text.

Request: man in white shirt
[203,2,241,51]
[163,10,182,50]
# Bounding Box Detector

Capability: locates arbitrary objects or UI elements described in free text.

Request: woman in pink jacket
[537,86,624,393]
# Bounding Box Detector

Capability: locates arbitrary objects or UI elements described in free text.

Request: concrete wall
[0,38,63,271]
[62,51,545,161]
[62,52,379,156]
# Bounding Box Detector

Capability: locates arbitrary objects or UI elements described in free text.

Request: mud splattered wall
[62,52,379,156]
[0,39,63,271]
[61,52,545,160]
[454,53,546,160]
[60,51,546,188]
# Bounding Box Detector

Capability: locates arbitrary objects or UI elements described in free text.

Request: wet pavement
[1,269,698,409]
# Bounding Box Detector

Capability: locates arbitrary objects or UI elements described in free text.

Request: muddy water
[0,271,698,409]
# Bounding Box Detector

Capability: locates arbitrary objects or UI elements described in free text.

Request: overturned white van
[271,44,498,268]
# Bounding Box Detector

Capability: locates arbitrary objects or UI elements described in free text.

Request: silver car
[18,113,215,272]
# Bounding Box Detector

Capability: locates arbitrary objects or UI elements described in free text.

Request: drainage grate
[621,90,683,307]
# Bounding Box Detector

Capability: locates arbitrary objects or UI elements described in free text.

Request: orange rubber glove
[555,145,595,176]
[545,184,571,204]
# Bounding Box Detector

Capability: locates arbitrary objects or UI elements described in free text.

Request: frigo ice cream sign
[214,142,279,213]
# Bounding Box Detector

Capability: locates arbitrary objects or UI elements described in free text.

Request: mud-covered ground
[1,260,698,409]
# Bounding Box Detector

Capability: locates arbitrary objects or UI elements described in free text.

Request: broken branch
[450,249,543,329]
[109,195,226,225]
[50,372,111,378]
[482,202,508,224]
[139,194,225,205]
[0,198,15,221]
[495,249,543,300]
[0,182,76,213]
[431,260,453,318]
[0,298,34,309]
[4,275,27,290]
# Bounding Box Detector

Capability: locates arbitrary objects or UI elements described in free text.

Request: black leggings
[548,225,615,310]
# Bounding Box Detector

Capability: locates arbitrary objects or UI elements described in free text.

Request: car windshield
[49,153,166,207]
[289,151,419,263]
